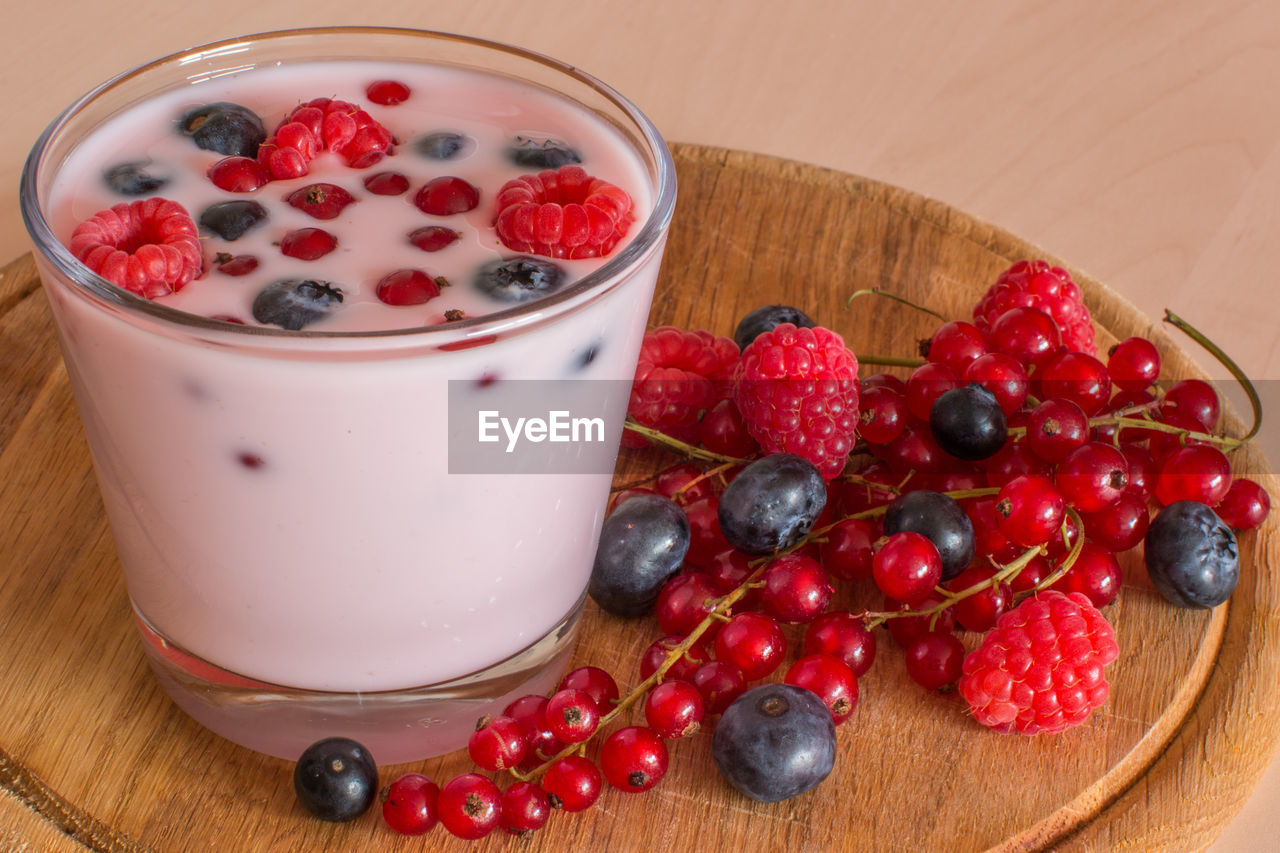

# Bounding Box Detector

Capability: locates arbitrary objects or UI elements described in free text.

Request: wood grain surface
[1,144,1276,852]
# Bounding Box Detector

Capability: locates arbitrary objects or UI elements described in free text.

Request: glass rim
[19,25,677,342]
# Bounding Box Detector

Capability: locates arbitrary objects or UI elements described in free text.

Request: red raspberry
[626,326,739,446]
[959,590,1119,735]
[257,97,393,179]
[69,198,202,299]
[973,259,1096,355]
[494,165,634,259]
[733,323,859,479]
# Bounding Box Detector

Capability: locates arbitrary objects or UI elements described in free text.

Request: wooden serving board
[1,144,1277,852]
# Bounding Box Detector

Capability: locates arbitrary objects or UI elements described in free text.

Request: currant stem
[622,419,752,465]
[855,354,927,368]
[1008,414,1244,451]
[1024,508,1086,595]
[845,287,947,322]
[1163,309,1262,442]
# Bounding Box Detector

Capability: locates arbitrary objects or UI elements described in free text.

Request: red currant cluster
[321,259,1270,839]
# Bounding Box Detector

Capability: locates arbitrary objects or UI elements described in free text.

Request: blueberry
[883,490,975,581]
[929,383,1007,461]
[733,305,816,351]
[1144,500,1240,608]
[199,200,268,241]
[252,280,345,330]
[293,736,377,822]
[414,131,473,160]
[589,494,690,617]
[103,160,168,196]
[473,256,566,303]
[717,453,827,555]
[508,136,582,168]
[178,102,266,157]
[712,684,836,803]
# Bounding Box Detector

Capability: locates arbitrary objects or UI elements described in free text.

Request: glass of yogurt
[20,27,675,763]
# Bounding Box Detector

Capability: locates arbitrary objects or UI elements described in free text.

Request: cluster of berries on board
[292,259,1269,839]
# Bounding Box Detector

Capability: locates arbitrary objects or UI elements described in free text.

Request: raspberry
[257,97,393,179]
[959,590,1119,735]
[733,323,859,479]
[69,198,202,299]
[626,326,739,446]
[973,259,1096,355]
[494,165,634,259]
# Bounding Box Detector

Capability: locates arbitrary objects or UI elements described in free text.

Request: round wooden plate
[1,144,1277,852]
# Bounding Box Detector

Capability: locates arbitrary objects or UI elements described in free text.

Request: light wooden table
[4,1,1278,849]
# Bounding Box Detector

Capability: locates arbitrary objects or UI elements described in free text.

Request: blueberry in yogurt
[178,102,266,157]
[473,256,566,303]
[252,280,345,330]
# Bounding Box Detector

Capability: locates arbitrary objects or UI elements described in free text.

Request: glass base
[134,598,582,764]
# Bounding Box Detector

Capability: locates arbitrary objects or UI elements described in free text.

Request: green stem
[623,419,753,465]
[1163,309,1262,441]
[855,354,927,368]
[846,287,947,322]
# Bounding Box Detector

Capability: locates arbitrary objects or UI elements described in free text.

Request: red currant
[784,653,859,724]
[804,610,877,677]
[558,666,620,716]
[544,688,600,744]
[872,531,943,605]
[600,726,668,792]
[713,612,786,680]
[208,155,270,192]
[858,384,910,445]
[376,269,441,306]
[690,660,748,715]
[682,495,731,566]
[1160,378,1220,432]
[644,679,705,738]
[963,352,1030,415]
[1026,398,1090,463]
[363,170,411,195]
[437,773,502,840]
[1107,337,1161,391]
[1215,478,1271,531]
[366,79,411,105]
[884,592,956,647]
[499,782,549,836]
[409,225,461,252]
[699,398,759,457]
[467,715,527,771]
[947,564,1012,632]
[1051,541,1122,607]
[414,176,480,215]
[818,518,880,581]
[1080,491,1149,551]
[1055,441,1129,513]
[995,474,1066,547]
[279,227,338,261]
[1036,352,1111,415]
[542,756,602,812]
[502,695,562,771]
[1153,444,1232,507]
[904,631,965,691]
[640,634,713,682]
[382,773,439,836]
[965,495,1022,562]
[926,320,988,373]
[760,554,832,623]
[988,306,1062,368]
[906,362,962,421]
[656,572,720,636]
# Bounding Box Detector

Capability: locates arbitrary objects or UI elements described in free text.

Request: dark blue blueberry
[199,200,268,241]
[712,684,836,803]
[717,453,826,555]
[414,131,473,160]
[733,305,816,351]
[178,102,266,157]
[103,160,168,196]
[508,136,582,168]
[1144,500,1240,608]
[589,494,690,617]
[252,280,345,331]
[293,737,377,822]
[884,490,975,581]
[929,383,1008,461]
[473,256,566,303]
